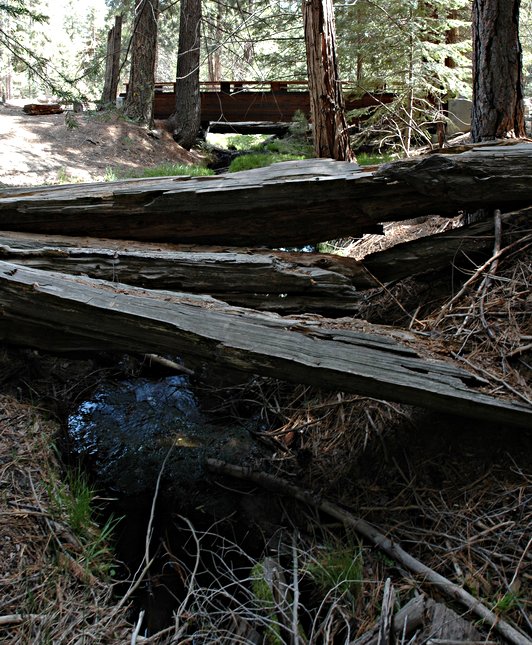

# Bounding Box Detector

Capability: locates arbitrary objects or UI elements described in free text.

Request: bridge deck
[123,81,395,123]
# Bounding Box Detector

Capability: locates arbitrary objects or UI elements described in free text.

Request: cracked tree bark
[123,0,159,128]
[302,0,354,161]
[471,0,526,141]
[168,0,201,150]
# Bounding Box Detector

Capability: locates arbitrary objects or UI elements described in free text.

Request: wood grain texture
[0,148,530,246]
[0,260,530,428]
[0,232,375,313]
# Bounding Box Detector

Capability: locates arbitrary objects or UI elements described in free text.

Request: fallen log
[0,145,530,246]
[0,231,376,313]
[0,261,530,428]
[22,103,63,115]
[364,208,531,284]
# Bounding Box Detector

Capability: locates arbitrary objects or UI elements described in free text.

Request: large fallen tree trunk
[0,207,520,309]
[0,232,376,313]
[0,260,530,428]
[364,208,530,283]
[0,144,530,246]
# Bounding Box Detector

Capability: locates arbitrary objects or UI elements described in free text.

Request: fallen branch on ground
[206,458,531,645]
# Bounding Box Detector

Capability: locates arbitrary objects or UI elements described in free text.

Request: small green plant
[105,163,214,181]
[228,152,305,173]
[263,137,313,157]
[492,591,519,615]
[47,468,119,578]
[64,111,79,130]
[103,166,118,182]
[250,561,283,645]
[305,538,364,602]
[61,468,93,534]
[55,168,83,184]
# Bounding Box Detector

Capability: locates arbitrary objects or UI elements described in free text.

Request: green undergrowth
[228,152,306,172]
[105,162,214,181]
[207,132,269,151]
[355,151,397,166]
[305,537,364,603]
[47,466,119,579]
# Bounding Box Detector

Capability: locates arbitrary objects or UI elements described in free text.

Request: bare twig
[131,609,145,645]
[434,233,532,327]
[206,458,531,645]
[0,614,41,626]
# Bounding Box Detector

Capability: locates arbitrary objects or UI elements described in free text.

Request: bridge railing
[124,80,385,96]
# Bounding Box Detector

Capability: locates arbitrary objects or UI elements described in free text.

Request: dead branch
[206,458,531,645]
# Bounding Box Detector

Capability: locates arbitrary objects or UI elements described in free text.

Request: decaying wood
[364,208,531,284]
[353,594,488,645]
[0,231,375,313]
[0,260,530,427]
[22,103,63,116]
[0,146,530,246]
[205,458,530,645]
[377,578,395,645]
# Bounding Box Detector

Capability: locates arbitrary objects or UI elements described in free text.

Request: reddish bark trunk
[168,0,201,149]
[101,15,123,106]
[124,0,159,127]
[471,0,526,141]
[302,0,354,161]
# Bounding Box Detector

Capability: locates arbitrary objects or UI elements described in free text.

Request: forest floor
[0,108,530,643]
[0,101,201,187]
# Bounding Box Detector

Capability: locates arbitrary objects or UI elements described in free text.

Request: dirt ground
[0,101,202,187]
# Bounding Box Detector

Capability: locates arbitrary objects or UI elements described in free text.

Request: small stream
[67,369,276,634]
[68,374,257,495]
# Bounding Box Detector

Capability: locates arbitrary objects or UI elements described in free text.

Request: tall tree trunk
[101,14,123,107]
[205,5,222,82]
[302,0,354,161]
[168,0,201,150]
[124,0,159,127]
[471,0,526,141]
[445,9,459,69]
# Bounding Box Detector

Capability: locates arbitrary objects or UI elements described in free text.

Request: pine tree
[124,0,160,126]
[167,0,201,149]
[471,0,526,140]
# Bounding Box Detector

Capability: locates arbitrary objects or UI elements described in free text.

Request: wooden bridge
[123,81,395,126]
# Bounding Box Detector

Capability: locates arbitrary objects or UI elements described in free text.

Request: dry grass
[0,394,131,644]
[241,216,532,639]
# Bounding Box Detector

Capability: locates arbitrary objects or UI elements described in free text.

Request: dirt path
[0,101,201,187]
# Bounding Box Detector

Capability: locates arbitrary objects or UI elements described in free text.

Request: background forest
[1,0,531,114]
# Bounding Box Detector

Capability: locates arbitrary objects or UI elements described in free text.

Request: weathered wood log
[0,207,526,304]
[0,260,530,428]
[0,145,530,246]
[0,231,376,313]
[22,103,63,115]
[364,208,530,284]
